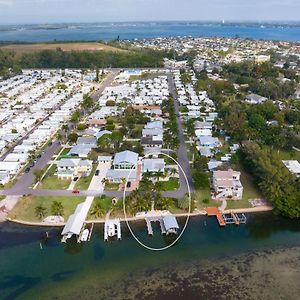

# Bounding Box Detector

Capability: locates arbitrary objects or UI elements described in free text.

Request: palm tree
[90,202,106,219]
[35,205,47,220]
[51,201,64,216]
[155,170,164,182]
[155,194,173,210]
[169,168,178,178]
[121,177,127,190]
[101,178,108,186]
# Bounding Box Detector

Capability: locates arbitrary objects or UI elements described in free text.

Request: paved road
[165,73,194,198]
[1,70,193,201]
[4,141,61,195]
[1,71,120,198]
[91,70,120,101]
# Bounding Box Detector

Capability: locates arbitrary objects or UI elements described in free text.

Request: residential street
[0,71,120,203]
[0,70,192,206]
[166,73,194,198]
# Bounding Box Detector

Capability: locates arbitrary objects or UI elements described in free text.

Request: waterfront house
[212,169,243,200]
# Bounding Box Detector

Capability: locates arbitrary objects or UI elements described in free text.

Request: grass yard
[88,195,114,219]
[0,42,126,55]
[38,165,71,190]
[277,149,300,161]
[192,188,221,210]
[8,195,85,222]
[104,182,120,191]
[157,178,179,191]
[227,163,264,210]
[75,164,97,190]
[58,148,72,159]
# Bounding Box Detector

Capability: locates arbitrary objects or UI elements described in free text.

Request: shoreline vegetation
[0,42,174,77]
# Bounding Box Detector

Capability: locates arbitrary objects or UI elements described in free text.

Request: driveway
[88,162,111,192]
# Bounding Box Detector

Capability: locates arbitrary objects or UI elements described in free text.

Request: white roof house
[282,160,300,177]
[0,161,21,174]
[142,159,165,173]
[113,151,139,169]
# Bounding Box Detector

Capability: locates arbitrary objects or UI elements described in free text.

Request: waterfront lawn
[193,188,221,210]
[88,195,113,219]
[75,164,97,190]
[157,178,179,191]
[227,164,264,210]
[9,195,85,222]
[105,182,120,191]
[38,165,71,190]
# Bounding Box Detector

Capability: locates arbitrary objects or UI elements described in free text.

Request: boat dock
[145,217,166,235]
[205,207,247,227]
[145,213,179,235]
[104,219,121,241]
[61,196,94,243]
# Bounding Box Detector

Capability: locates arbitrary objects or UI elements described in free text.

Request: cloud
[0,0,14,6]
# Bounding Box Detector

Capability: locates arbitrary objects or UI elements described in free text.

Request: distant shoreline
[1,22,300,43]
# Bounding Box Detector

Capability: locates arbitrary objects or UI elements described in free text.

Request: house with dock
[212,169,243,200]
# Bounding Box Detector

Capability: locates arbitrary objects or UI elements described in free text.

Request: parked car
[95,170,100,176]
[25,168,30,173]
[29,162,35,168]
[73,177,79,182]
[37,154,42,159]
[72,189,80,194]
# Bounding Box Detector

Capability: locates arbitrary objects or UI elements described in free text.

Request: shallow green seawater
[1,213,300,300]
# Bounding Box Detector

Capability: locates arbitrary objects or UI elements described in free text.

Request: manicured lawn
[227,163,264,210]
[38,165,71,190]
[58,148,72,159]
[104,182,120,191]
[277,149,300,161]
[88,195,114,219]
[8,195,85,222]
[157,178,179,191]
[75,164,97,190]
[192,188,221,210]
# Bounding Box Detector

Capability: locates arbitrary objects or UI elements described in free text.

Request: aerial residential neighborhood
[0,36,299,228]
[0,13,300,298]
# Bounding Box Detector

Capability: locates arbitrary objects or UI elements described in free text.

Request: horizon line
[1,19,300,27]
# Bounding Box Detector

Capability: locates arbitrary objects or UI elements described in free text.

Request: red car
[72,189,80,194]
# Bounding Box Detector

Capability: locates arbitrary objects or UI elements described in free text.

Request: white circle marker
[123,151,191,251]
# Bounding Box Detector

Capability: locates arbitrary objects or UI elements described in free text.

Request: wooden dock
[205,208,247,227]
[205,207,226,226]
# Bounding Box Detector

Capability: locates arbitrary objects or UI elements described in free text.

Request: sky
[0,0,299,25]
